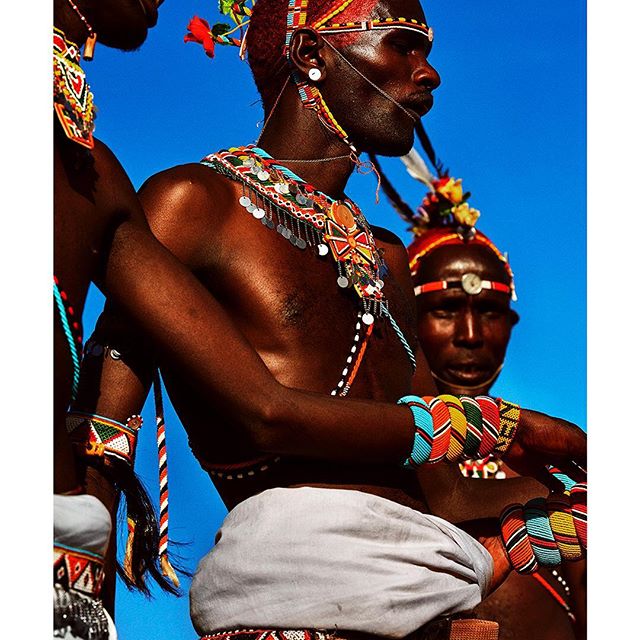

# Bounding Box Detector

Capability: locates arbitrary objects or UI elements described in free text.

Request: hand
[503,408,587,491]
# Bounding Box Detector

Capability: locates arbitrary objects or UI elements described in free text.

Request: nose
[413,57,441,92]
[453,308,483,348]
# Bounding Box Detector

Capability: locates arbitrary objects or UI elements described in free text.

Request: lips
[445,363,492,383]
[404,93,434,120]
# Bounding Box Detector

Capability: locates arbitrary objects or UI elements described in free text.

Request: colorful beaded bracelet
[500,483,587,574]
[398,394,522,467]
[66,411,142,467]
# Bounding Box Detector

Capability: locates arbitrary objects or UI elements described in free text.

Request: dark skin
[415,243,586,639]
[76,0,586,622]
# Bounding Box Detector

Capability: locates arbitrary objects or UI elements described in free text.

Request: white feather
[400,147,435,190]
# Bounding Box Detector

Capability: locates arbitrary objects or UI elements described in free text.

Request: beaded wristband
[475,396,500,458]
[427,396,452,463]
[569,483,587,549]
[524,497,562,567]
[547,465,577,494]
[398,396,434,468]
[459,396,483,459]
[547,493,584,561]
[494,398,521,455]
[440,394,467,462]
[500,503,539,574]
[66,411,141,467]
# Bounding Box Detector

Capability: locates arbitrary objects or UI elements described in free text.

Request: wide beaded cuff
[398,394,520,468]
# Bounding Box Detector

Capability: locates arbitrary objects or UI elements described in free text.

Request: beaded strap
[494,398,521,455]
[398,396,433,467]
[569,483,587,549]
[546,493,584,561]
[426,396,451,463]
[66,411,140,467]
[54,543,105,599]
[475,396,500,458]
[54,277,83,402]
[460,396,483,459]
[500,504,539,574]
[440,394,467,461]
[523,497,562,567]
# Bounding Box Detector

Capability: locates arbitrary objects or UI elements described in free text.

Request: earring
[308,67,321,81]
[83,33,97,61]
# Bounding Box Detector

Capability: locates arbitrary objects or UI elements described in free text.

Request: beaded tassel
[153,370,180,588]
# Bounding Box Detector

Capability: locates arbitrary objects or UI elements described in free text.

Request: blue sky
[78,1,585,638]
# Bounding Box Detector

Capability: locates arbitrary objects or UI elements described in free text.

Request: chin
[357,128,415,157]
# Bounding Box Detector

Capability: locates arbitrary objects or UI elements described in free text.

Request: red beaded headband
[414,275,511,297]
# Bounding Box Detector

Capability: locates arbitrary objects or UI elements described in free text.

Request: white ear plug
[308,67,321,81]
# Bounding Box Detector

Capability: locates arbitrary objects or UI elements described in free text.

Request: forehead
[415,244,510,284]
[371,0,427,22]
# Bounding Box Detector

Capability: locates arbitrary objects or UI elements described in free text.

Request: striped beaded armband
[500,483,587,573]
[494,398,521,455]
[439,394,467,462]
[66,411,142,467]
[398,395,434,468]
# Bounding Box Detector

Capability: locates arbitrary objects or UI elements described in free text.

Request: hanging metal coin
[239,195,251,207]
[337,275,350,288]
[253,207,266,220]
[296,237,307,250]
[318,243,329,256]
[362,312,375,325]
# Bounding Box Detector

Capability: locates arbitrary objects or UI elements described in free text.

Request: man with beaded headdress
[371,130,587,639]
[74,0,587,638]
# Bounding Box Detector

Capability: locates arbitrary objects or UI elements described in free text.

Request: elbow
[240,384,293,455]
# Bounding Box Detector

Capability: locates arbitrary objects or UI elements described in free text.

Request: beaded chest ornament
[202,145,417,395]
[53,27,95,149]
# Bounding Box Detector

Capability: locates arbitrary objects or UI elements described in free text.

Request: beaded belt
[54,543,105,599]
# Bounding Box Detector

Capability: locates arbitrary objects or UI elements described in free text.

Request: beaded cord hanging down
[153,370,180,588]
[54,277,83,401]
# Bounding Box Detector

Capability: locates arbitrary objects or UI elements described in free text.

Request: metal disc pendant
[318,243,329,256]
[265,218,275,229]
[253,207,266,220]
[246,203,256,213]
[289,234,298,246]
[296,237,307,250]
[239,195,251,208]
[296,193,308,206]
[337,276,350,288]
[362,312,375,326]
[258,170,270,181]
[282,227,292,239]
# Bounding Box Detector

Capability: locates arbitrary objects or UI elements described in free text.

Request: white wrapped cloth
[191,487,493,638]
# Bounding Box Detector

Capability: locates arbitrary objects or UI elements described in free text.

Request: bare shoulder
[371,225,410,273]
[138,162,236,227]
[135,162,238,267]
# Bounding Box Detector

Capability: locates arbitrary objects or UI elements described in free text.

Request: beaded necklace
[53,27,95,149]
[201,145,416,396]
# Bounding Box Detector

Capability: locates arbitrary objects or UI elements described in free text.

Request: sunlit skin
[72,0,587,626]
[415,243,584,640]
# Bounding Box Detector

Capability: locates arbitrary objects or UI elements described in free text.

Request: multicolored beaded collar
[53,27,95,149]
[201,145,417,395]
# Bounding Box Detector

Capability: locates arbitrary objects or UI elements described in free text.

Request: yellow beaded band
[495,398,521,455]
[439,394,467,462]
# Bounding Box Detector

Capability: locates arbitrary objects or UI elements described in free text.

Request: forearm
[418,462,547,524]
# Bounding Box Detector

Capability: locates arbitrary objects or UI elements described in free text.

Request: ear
[509,309,520,327]
[289,28,327,82]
